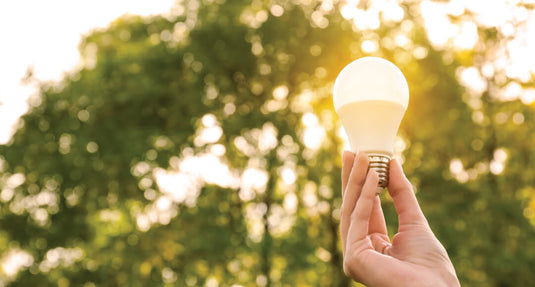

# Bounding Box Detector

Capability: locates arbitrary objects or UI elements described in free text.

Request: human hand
[340,151,460,287]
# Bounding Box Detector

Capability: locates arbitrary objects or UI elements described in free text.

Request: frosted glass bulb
[333,57,409,188]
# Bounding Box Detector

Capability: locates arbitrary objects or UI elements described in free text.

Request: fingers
[368,195,387,236]
[387,158,427,229]
[345,249,406,287]
[340,152,369,254]
[341,158,412,287]
[370,233,391,255]
[345,170,406,286]
[341,151,356,197]
[347,169,379,244]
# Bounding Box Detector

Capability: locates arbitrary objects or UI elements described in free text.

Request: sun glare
[0,0,176,144]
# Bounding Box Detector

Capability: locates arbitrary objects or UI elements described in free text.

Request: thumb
[387,158,427,228]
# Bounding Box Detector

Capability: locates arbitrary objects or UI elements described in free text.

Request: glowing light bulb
[333,57,409,188]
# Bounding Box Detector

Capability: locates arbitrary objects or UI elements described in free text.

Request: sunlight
[449,158,469,183]
[0,0,175,144]
[361,40,378,53]
[154,169,198,204]
[194,114,223,146]
[272,85,289,100]
[352,8,381,30]
[505,15,535,82]
[257,123,279,153]
[454,21,479,49]
[341,0,404,30]
[418,0,535,101]
[280,167,297,185]
[302,113,325,150]
[490,148,508,175]
[39,247,84,273]
[268,204,296,237]
[521,88,535,105]
[0,249,34,278]
[155,153,240,204]
[245,202,267,242]
[270,4,284,17]
[457,67,487,97]
[133,148,243,231]
[465,0,513,27]
[239,168,269,201]
[420,1,458,48]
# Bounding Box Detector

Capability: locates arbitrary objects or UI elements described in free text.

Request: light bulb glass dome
[333,57,409,112]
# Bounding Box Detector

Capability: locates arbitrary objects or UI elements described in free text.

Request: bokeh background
[1,0,535,286]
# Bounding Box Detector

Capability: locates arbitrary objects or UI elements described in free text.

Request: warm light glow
[333,57,409,156]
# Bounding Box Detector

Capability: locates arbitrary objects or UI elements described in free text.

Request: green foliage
[1,1,535,286]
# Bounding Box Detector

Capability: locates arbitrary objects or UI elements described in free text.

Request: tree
[1,0,535,286]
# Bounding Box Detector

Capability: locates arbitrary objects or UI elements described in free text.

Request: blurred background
[1,0,535,286]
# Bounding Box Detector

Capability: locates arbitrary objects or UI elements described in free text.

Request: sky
[0,0,176,144]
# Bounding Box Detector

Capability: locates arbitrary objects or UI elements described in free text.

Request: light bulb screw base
[367,153,391,189]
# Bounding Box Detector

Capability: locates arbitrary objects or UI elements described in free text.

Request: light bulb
[333,57,409,189]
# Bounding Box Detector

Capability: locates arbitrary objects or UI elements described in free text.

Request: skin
[340,151,460,287]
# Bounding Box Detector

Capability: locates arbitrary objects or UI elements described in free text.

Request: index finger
[340,152,369,254]
[347,169,379,243]
[341,151,356,197]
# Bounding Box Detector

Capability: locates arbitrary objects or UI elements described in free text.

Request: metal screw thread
[367,153,391,189]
